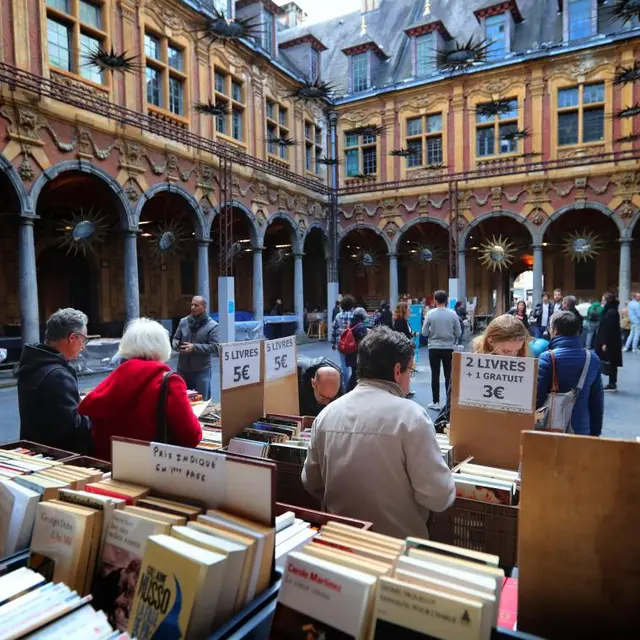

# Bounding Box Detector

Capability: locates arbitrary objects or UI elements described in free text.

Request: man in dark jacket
[172,296,219,400]
[16,308,92,454]
[536,310,603,436]
[562,295,583,334]
[532,292,554,339]
[297,356,342,417]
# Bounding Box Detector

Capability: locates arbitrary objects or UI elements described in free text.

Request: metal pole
[327,110,340,318]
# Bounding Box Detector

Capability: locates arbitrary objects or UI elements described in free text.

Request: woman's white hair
[118,317,171,362]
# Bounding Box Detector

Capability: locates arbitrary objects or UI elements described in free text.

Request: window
[212,0,231,15]
[344,130,377,177]
[213,70,245,141]
[486,14,506,60]
[310,48,320,81]
[476,99,518,157]
[405,114,443,168]
[144,31,187,117]
[304,120,324,174]
[557,83,604,146]
[263,15,274,55]
[45,0,106,84]
[351,52,369,93]
[266,99,291,160]
[416,34,435,77]
[568,0,592,41]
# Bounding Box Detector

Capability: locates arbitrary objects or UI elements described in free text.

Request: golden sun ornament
[479,235,516,272]
[563,230,602,263]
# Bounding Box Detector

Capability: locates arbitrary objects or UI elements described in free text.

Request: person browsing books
[302,326,455,538]
[296,356,342,417]
[16,308,92,454]
[80,318,202,461]
[345,307,369,391]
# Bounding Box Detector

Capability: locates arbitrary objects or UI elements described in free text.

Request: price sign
[221,340,262,390]
[265,335,296,381]
[458,353,536,414]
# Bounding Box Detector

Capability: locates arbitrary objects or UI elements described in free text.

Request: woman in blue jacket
[536,310,604,436]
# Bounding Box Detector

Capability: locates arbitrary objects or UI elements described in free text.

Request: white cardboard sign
[221,340,262,390]
[265,336,296,381]
[458,353,536,414]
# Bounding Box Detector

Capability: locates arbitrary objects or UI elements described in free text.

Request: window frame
[213,67,246,144]
[263,12,275,55]
[415,33,435,78]
[45,0,109,89]
[304,119,324,175]
[344,129,378,178]
[566,0,594,42]
[265,96,292,163]
[485,13,507,60]
[557,82,605,147]
[351,52,370,93]
[474,98,519,159]
[404,113,444,169]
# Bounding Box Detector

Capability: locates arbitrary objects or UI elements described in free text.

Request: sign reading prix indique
[221,340,262,390]
[458,353,536,414]
[265,335,296,381]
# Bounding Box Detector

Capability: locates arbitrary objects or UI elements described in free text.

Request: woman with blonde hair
[392,302,413,340]
[79,318,202,461]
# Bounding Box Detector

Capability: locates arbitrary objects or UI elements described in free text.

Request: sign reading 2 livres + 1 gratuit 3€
[458,353,536,414]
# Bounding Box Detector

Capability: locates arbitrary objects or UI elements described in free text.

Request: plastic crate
[0,550,29,576]
[0,440,77,461]
[275,502,372,530]
[208,570,282,639]
[428,497,519,569]
[274,461,321,511]
[64,455,112,474]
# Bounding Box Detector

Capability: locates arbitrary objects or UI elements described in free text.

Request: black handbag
[156,371,173,443]
[600,360,611,376]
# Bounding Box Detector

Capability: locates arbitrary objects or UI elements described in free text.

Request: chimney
[361,0,381,13]
[278,2,308,28]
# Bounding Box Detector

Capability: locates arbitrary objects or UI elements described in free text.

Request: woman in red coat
[79,318,202,461]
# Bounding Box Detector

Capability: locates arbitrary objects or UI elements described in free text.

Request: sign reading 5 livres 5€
[221,340,262,390]
[458,353,536,414]
[265,335,296,381]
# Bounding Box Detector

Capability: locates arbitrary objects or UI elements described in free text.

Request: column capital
[620,237,633,246]
[196,238,211,247]
[293,251,305,259]
[252,245,265,253]
[457,248,466,255]
[124,228,139,237]
[388,252,398,259]
[532,244,544,251]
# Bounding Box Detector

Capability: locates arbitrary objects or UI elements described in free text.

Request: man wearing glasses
[16,308,92,454]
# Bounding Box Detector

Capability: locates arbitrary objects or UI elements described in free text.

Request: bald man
[172,296,219,400]
[297,356,342,417]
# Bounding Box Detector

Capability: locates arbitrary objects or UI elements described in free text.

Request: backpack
[536,349,591,434]
[338,324,362,355]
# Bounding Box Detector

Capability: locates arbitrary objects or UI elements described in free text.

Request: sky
[276,0,361,24]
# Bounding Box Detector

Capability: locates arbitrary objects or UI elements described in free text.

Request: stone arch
[135,182,206,240]
[459,210,535,248]
[338,223,392,253]
[540,202,624,240]
[303,222,329,257]
[213,200,260,247]
[29,160,134,228]
[392,216,449,253]
[264,211,302,253]
[0,153,30,215]
[628,208,640,239]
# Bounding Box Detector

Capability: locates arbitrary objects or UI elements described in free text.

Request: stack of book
[453,463,520,506]
[0,567,131,639]
[196,402,223,450]
[274,510,317,569]
[273,527,506,639]
[436,433,455,468]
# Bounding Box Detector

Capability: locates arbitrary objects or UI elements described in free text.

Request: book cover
[498,577,518,631]
[0,481,15,557]
[271,550,377,639]
[454,478,514,506]
[93,509,170,631]
[128,534,226,639]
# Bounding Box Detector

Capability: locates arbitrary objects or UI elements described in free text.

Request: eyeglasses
[71,333,90,346]
[409,366,418,379]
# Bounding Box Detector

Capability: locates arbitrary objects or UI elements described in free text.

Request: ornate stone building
[0,0,639,343]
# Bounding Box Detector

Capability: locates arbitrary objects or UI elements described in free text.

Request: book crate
[64,455,112,474]
[274,460,321,510]
[275,502,372,531]
[0,440,77,461]
[428,498,519,569]
[0,549,28,574]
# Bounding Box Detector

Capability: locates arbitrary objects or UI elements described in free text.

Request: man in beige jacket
[302,326,455,538]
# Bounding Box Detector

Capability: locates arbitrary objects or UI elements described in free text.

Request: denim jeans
[177,368,211,400]
[585,321,599,350]
[625,323,640,351]
[339,352,351,392]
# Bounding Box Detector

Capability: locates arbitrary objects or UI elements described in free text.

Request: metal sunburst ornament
[476,99,515,119]
[614,63,640,85]
[316,156,341,166]
[287,77,336,103]
[266,248,291,272]
[411,244,443,266]
[357,248,379,272]
[150,220,186,261]
[616,132,640,143]
[57,208,108,256]
[266,133,298,147]
[479,235,516,272]
[615,104,640,118]
[563,230,602,263]
[84,47,141,74]
[349,124,386,138]
[501,128,530,142]
[198,7,262,46]
[609,0,640,26]
[390,148,412,158]
[193,101,229,117]
[437,38,490,74]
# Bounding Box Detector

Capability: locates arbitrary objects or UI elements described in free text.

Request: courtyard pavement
[0,340,637,445]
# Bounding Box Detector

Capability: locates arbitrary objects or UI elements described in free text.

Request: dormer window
[567,0,593,41]
[279,34,327,82]
[473,2,522,61]
[212,0,232,16]
[486,14,506,59]
[310,48,319,80]
[352,52,369,93]
[405,19,452,78]
[263,13,275,55]
[416,34,435,77]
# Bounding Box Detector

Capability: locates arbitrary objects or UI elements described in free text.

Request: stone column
[253,246,264,322]
[619,238,632,304]
[294,252,305,335]
[18,216,40,344]
[123,229,140,322]
[457,250,467,302]
[389,253,399,308]
[197,240,210,301]
[533,244,544,305]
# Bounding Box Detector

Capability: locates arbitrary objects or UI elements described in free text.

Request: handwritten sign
[458,353,536,414]
[221,340,262,390]
[265,335,296,381]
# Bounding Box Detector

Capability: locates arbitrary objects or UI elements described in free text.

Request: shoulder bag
[156,371,173,443]
[536,349,591,434]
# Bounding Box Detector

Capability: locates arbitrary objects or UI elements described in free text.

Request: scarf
[187,313,208,333]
